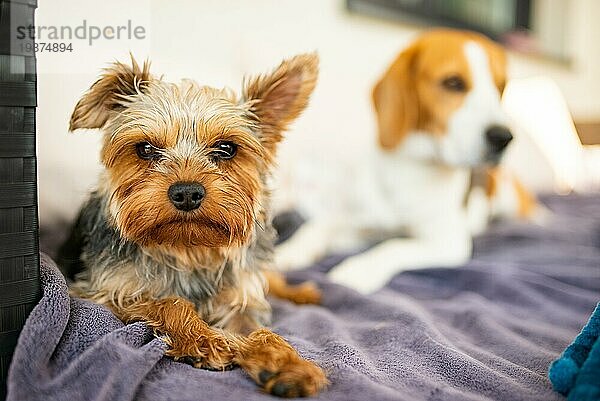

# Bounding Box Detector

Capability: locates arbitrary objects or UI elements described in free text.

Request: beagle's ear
[243,53,319,153]
[372,44,419,151]
[69,55,152,131]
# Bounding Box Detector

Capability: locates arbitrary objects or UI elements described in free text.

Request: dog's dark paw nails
[203,363,237,371]
[176,356,199,366]
[259,370,277,384]
[259,361,328,397]
[174,356,236,371]
[270,382,294,397]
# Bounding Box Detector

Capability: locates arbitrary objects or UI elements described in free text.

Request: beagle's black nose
[485,125,513,153]
[168,182,205,211]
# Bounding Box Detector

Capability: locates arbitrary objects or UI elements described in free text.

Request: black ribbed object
[0,0,40,399]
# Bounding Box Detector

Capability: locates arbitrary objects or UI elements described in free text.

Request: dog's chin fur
[128,218,238,249]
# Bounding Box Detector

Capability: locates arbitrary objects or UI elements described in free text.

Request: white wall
[511,0,600,121]
[35,0,600,225]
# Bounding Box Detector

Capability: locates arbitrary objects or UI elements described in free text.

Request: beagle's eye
[135,142,161,160]
[210,141,238,161]
[441,75,467,92]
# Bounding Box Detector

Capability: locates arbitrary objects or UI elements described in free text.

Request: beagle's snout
[485,125,513,153]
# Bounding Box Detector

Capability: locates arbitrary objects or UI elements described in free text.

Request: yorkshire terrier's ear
[372,44,419,151]
[243,53,319,152]
[69,55,151,131]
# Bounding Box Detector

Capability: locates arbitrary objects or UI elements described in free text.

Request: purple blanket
[8,194,600,401]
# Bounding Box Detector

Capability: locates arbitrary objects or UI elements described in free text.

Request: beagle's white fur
[277,30,538,293]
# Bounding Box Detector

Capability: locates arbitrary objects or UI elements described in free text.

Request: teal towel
[549,302,600,401]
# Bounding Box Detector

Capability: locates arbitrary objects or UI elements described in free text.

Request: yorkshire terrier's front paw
[238,329,328,397]
[168,331,237,371]
[257,357,328,397]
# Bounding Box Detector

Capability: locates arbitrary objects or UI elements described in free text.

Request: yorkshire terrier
[58,54,327,397]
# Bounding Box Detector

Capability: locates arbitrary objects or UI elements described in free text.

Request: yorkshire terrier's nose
[485,125,513,153]
[168,182,205,211]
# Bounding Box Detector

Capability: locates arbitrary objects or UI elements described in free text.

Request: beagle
[277,29,540,293]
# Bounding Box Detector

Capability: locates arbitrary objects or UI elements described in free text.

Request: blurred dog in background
[277,29,543,293]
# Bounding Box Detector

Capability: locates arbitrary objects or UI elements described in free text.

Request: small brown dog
[59,54,327,397]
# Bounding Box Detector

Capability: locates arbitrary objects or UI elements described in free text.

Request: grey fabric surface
[8,194,600,401]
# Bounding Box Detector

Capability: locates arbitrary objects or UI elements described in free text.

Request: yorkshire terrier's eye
[210,141,238,161]
[135,142,161,160]
[441,75,467,92]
